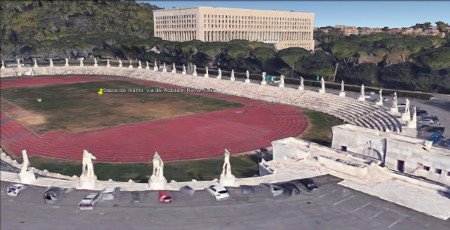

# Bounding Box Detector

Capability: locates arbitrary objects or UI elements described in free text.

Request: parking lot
[1,175,449,230]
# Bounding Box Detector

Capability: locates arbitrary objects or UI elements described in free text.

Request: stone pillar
[279,75,285,88]
[204,66,209,78]
[339,80,346,97]
[357,84,366,101]
[298,77,304,90]
[244,70,250,83]
[318,77,326,94]
[217,68,222,79]
[230,69,235,81]
[49,59,54,67]
[172,63,176,73]
[261,72,267,85]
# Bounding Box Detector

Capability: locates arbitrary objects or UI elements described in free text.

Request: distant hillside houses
[316,25,448,38]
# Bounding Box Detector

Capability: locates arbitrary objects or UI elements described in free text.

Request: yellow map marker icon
[98,88,103,95]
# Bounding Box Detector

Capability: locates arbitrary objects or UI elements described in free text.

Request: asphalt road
[1,175,449,230]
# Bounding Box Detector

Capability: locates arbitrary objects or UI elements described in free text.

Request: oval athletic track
[0,75,308,162]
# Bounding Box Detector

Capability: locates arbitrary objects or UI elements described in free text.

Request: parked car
[131,191,141,203]
[158,191,173,203]
[101,187,120,201]
[6,184,27,197]
[416,110,428,117]
[291,178,318,192]
[179,185,195,196]
[278,182,301,196]
[206,185,230,201]
[240,185,255,195]
[78,193,102,211]
[261,183,284,197]
[43,187,69,204]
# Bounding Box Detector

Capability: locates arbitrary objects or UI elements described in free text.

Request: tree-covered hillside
[1,0,449,93]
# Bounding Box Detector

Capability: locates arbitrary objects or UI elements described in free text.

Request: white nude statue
[245,70,250,83]
[390,92,399,114]
[49,58,54,67]
[375,89,383,106]
[162,63,167,72]
[182,64,186,75]
[1,60,5,69]
[93,58,98,67]
[172,63,176,73]
[357,84,365,101]
[79,150,97,189]
[153,61,158,71]
[219,149,237,187]
[406,105,417,128]
[204,66,209,77]
[65,58,69,67]
[106,59,111,67]
[230,69,235,81]
[128,60,133,68]
[401,98,411,121]
[216,68,222,79]
[298,77,304,90]
[16,58,21,68]
[261,72,267,85]
[138,60,142,69]
[145,61,149,69]
[118,59,123,68]
[193,65,197,76]
[318,77,326,94]
[339,80,346,97]
[18,150,36,184]
[279,75,285,88]
[148,152,167,190]
[79,57,84,67]
[33,58,38,68]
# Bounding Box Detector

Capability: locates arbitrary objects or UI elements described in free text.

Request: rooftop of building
[153,6,314,16]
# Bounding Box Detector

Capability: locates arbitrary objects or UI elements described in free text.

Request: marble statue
[172,63,176,73]
[162,63,167,72]
[390,92,399,114]
[145,61,149,69]
[298,77,304,90]
[128,60,133,68]
[153,61,158,71]
[182,64,186,75]
[49,58,54,67]
[118,59,123,68]
[79,57,84,67]
[279,75,285,88]
[33,59,38,68]
[357,84,365,101]
[401,98,411,121]
[204,66,209,77]
[1,60,5,69]
[219,149,237,187]
[138,60,142,69]
[148,152,167,190]
[216,68,222,79]
[261,72,267,85]
[94,58,98,67]
[18,150,36,184]
[406,105,417,128]
[193,65,197,76]
[244,70,250,83]
[65,58,69,67]
[106,59,111,67]
[375,89,383,106]
[16,58,21,67]
[79,150,97,189]
[339,80,346,97]
[230,69,235,81]
[318,77,326,94]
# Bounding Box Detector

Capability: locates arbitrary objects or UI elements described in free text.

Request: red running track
[1,75,308,162]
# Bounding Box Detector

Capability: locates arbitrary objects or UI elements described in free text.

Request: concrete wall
[332,124,450,186]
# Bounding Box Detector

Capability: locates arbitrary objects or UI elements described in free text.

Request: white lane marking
[351,202,371,213]
[388,219,403,228]
[369,211,384,220]
[334,195,354,206]
[319,194,327,198]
